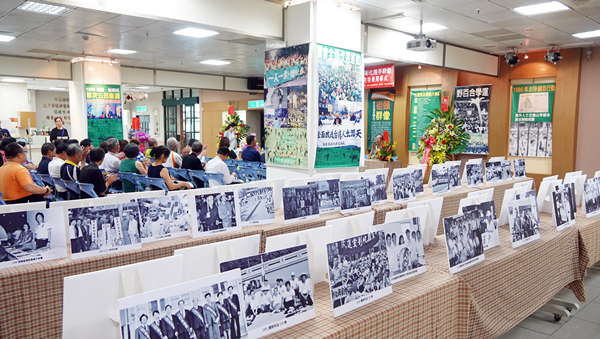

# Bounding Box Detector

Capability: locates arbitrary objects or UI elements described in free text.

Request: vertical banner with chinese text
[316,44,363,168]
[264,44,309,168]
[85,84,123,147]
[409,90,440,152]
[509,83,555,157]
[453,85,492,154]
[367,92,394,147]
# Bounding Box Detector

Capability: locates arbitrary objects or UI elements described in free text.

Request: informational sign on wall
[85,84,123,146]
[367,91,394,148]
[315,44,364,168]
[364,64,395,89]
[453,84,492,154]
[509,83,555,158]
[408,90,440,152]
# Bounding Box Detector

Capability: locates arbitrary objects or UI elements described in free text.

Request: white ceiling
[1,0,599,80]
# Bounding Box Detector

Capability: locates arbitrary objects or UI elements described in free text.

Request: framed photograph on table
[234,187,276,226]
[508,196,540,248]
[551,183,576,231]
[465,162,484,187]
[307,178,341,213]
[584,180,600,218]
[513,159,526,178]
[442,211,485,274]
[282,183,320,224]
[361,173,388,205]
[137,195,191,243]
[339,179,372,214]
[431,164,450,195]
[485,161,502,183]
[191,191,240,238]
[462,201,499,250]
[501,160,513,180]
[392,170,417,204]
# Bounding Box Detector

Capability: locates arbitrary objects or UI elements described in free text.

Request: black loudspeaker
[247,77,264,90]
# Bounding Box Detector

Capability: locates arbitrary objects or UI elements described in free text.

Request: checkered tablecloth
[574,206,600,267]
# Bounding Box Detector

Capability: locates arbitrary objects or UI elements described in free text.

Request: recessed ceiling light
[573,29,600,39]
[513,1,569,16]
[106,49,137,55]
[0,34,15,42]
[49,87,67,90]
[134,86,150,89]
[2,78,24,83]
[363,57,385,64]
[18,1,71,15]
[173,28,219,38]
[200,60,231,65]
[413,23,448,33]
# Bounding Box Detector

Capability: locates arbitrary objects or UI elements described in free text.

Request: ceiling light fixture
[363,57,385,64]
[418,65,422,69]
[173,28,219,38]
[18,1,72,15]
[200,60,231,65]
[505,48,520,67]
[524,53,529,59]
[49,87,67,91]
[134,87,150,89]
[573,29,600,39]
[2,78,24,83]
[412,23,448,33]
[106,49,137,55]
[513,1,569,16]
[0,34,15,42]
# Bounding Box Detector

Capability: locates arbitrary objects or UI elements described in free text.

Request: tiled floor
[498,267,600,339]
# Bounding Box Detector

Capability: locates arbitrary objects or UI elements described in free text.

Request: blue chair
[78,183,99,198]
[0,192,5,205]
[171,168,193,182]
[39,174,57,201]
[237,168,257,182]
[119,172,144,192]
[256,169,267,180]
[244,161,261,169]
[63,180,81,200]
[147,177,169,191]
[188,170,207,188]
[224,159,235,166]
[29,170,44,187]
[135,174,149,188]
[205,173,227,187]
[227,165,238,174]
[52,178,68,201]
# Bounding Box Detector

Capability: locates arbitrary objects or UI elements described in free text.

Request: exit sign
[248,100,264,108]
[137,106,147,112]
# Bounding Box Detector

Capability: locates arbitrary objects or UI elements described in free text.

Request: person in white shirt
[282,282,295,313]
[223,122,238,150]
[297,273,313,307]
[99,138,120,172]
[205,147,242,186]
[48,141,68,199]
[164,137,190,168]
[260,287,272,312]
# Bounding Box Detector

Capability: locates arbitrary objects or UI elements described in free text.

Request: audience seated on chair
[80,148,118,198]
[0,143,52,204]
[148,146,192,191]
[99,138,120,172]
[241,135,262,163]
[120,143,148,193]
[37,142,55,175]
[145,138,157,159]
[49,141,68,200]
[164,137,190,169]
[206,147,242,186]
[219,137,239,160]
[60,144,82,182]
[182,141,205,188]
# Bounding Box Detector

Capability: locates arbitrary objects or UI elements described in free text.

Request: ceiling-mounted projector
[407,20,437,52]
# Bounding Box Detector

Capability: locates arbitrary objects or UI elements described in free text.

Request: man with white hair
[99,137,121,172]
[164,137,190,168]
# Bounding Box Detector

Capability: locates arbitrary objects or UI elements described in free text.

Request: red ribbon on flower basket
[421,137,436,165]
[227,105,235,115]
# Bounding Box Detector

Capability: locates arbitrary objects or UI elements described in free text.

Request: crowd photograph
[282,183,320,222]
[448,163,461,189]
[340,179,372,211]
[461,201,500,250]
[466,163,484,187]
[235,187,275,226]
[194,192,238,236]
[584,180,600,217]
[509,122,553,158]
[326,231,391,317]
[485,161,503,183]
[0,208,67,267]
[373,217,426,283]
[309,179,340,213]
[219,245,314,337]
[264,127,308,168]
[431,165,450,194]
[443,211,485,273]
[514,159,526,178]
[392,172,417,202]
[508,197,541,246]
[501,160,513,180]
[119,271,246,339]
[137,196,191,242]
[363,174,387,205]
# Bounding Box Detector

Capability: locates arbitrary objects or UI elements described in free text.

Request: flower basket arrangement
[217,113,250,147]
[374,141,397,162]
[416,98,470,166]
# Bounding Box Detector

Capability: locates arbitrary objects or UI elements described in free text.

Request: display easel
[385,205,430,245]
[407,197,443,244]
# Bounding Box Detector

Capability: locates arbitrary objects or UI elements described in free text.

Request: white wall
[35,90,71,132]
[0,83,28,136]
[123,91,165,145]
[202,90,261,103]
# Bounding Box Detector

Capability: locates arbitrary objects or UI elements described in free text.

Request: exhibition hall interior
[1,0,600,338]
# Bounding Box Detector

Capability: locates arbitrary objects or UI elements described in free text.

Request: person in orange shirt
[0,143,53,204]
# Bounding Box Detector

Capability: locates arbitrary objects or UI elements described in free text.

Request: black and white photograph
[326,231,392,317]
[552,183,576,231]
[443,211,485,274]
[453,85,491,154]
[371,217,426,283]
[485,161,502,183]
[192,192,240,238]
[220,244,315,338]
[408,167,425,196]
[431,164,450,195]
[0,208,67,269]
[137,195,191,243]
[462,201,500,250]
[513,159,526,178]
[509,122,552,158]
[448,162,461,190]
[584,180,600,218]
[508,196,541,248]
[501,160,513,180]
[68,203,142,259]
[307,179,341,213]
[234,187,276,226]
[282,183,320,224]
[392,171,417,203]
[118,269,246,339]
[339,179,372,214]
[466,163,484,187]
[361,174,388,205]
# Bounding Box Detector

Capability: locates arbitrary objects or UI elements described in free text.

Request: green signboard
[409,90,441,152]
[136,106,147,112]
[511,84,555,123]
[248,100,264,108]
[367,92,394,147]
[85,84,123,146]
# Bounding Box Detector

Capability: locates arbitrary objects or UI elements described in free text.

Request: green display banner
[409,90,441,152]
[367,92,394,147]
[314,147,362,168]
[85,84,123,145]
[511,84,555,123]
